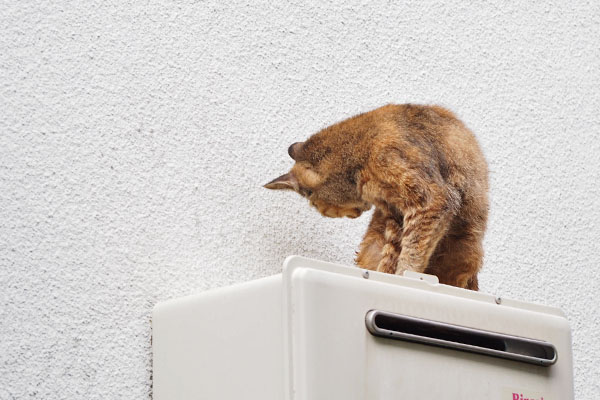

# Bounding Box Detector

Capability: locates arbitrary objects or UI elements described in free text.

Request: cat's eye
[299,188,313,198]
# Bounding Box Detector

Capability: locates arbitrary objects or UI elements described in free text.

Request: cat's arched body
[265,104,488,290]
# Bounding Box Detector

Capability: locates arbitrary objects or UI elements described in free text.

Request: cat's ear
[264,172,299,191]
[288,142,304,161]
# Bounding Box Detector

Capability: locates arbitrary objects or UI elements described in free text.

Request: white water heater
[152,256,573,399]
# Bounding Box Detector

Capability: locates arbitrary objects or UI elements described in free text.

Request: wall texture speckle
[1,1,599,398]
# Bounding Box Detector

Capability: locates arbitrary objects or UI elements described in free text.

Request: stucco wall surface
[1,1,599,398]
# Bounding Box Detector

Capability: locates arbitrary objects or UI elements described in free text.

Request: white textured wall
[1,1,599,398]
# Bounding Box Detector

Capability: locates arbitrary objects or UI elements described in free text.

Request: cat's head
[264,135,371,219]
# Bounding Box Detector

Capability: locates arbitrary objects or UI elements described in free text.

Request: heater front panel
[284,262,573,400]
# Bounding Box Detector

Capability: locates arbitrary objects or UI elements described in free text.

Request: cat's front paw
[376,252,399,274]
[310,198,365,219]
[394,265,408,276]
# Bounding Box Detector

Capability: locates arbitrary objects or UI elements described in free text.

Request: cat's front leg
[356,208,402,272]
[356,208,388,270]
[361,155,460,276]
[395,197,455,275]
[375,217,403,274]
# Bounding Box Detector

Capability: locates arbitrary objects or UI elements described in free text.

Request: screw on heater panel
[495,297,502,305]
[362,270,370,279]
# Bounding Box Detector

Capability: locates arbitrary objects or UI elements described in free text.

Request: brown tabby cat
[264,104,488,290]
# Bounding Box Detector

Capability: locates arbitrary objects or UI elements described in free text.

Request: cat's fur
[265,104,488,290]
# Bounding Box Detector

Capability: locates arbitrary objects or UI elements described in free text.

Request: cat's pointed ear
[264,172,299,191]
[288,142,304,161]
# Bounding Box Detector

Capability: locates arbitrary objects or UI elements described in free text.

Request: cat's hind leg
[426,231,484,290]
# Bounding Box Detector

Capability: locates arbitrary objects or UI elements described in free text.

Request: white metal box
[152,256,574,399]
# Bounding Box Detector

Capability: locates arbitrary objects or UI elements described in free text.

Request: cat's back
[390,103,478,149]
[381,104,488,186]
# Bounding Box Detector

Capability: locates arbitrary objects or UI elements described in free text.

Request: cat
[264,104,488,290]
